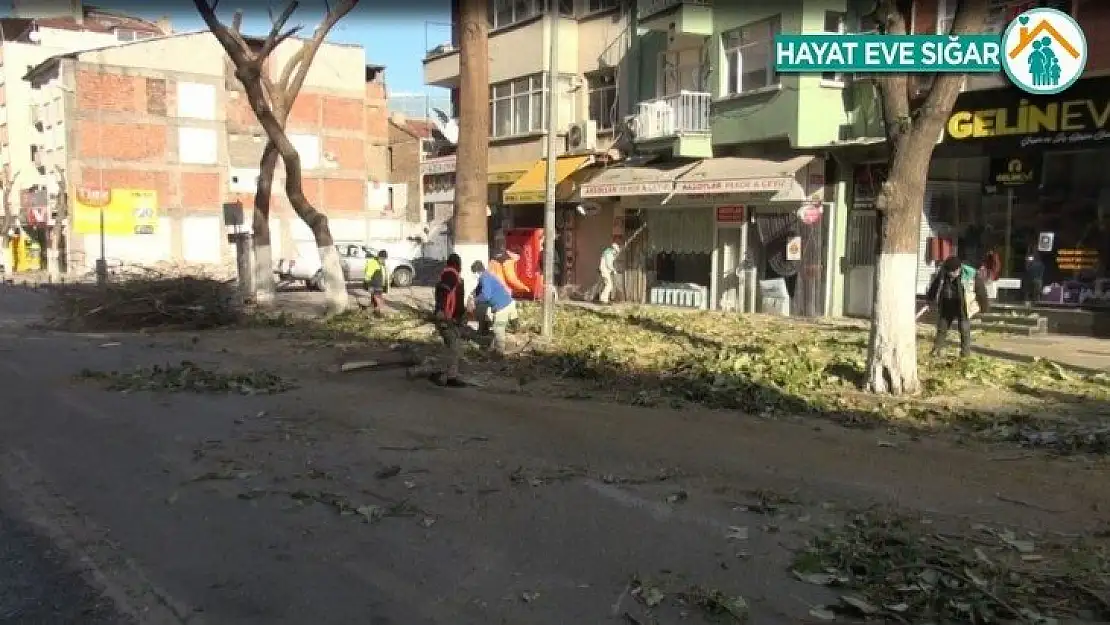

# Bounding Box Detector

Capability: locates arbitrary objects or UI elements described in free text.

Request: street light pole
[540,0,559,338]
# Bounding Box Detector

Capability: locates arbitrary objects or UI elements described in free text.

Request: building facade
[839,0,1110,318]
[22,31,389,273]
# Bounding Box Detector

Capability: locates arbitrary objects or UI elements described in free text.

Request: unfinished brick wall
[388,121,422,223]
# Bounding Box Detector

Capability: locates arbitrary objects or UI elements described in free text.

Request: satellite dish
[430,107,459,145]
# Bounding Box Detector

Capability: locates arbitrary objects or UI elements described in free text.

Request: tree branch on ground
[192,0,357,313]
[864,0,988,395]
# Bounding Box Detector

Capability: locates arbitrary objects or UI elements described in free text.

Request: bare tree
[453,0,490,275]
[47,166,67,282]
[193,0,357,313]
[865,0,988,394]
[0,165,19,272]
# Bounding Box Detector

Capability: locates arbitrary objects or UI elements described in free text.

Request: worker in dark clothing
[410,253,467,387]
[925,256,988,358]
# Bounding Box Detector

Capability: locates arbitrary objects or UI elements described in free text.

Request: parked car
[276,243,416,290]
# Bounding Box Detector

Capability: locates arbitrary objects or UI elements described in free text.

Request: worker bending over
[470,260,516,355]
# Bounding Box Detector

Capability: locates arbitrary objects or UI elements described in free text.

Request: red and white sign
[674,177,792,195]
[580,181,674,198]
[715,205,746,223]
[798,201,823,225]
[26,207,47,226]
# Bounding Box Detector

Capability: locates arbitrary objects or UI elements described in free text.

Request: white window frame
[586,69,617,130]
[821,11,847,85]
[489,0,569,30]
[722,15,780,97]
[489,72,574,139]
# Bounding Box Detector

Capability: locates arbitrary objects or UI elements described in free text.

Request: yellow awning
[488,162,531,184]
[502,156,590,205]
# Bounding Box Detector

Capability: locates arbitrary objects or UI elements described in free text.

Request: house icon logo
[1001,7,1087,95]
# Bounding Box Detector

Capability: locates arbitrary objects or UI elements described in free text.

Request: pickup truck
[276,243,416,290]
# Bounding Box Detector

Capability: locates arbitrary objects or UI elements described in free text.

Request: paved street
[1,284,1108,624]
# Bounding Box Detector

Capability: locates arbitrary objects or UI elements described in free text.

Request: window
[488,73,574,138]
[488,0,569,30]
[587,0,618,14]
[722,16,780,96]
[821,11,846,83]
[587,70,617,130]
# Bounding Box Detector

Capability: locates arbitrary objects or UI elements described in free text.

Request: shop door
[844,210,878,317]
[716,225,746,311]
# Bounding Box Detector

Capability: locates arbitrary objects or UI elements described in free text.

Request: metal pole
[541,3,559,338]
[94,87,107,285]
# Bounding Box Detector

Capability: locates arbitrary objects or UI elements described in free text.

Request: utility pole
[540,0,559,338]
[453,0,490,282]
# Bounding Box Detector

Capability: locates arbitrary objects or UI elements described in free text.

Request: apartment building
[0,5,167,232]
[841,0,1110,320]
[423,0,633,283]
[21,31,389,272]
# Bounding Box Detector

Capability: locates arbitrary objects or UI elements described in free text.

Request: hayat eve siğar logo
[1000,7,1087,95]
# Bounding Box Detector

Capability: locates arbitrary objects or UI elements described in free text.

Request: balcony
[423,43,460,88]
[637,0,712,35]
[633,91,712,158]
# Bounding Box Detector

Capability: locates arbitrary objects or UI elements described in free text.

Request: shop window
[722,16,780,96]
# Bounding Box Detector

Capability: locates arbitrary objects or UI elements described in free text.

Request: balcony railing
[633,91,710,141]
[637,0,710,21]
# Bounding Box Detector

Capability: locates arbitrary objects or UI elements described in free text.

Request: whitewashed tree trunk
[46,248,60,282]
[866,252,920,393]
[318,244,348,314]
[252,243,276,304]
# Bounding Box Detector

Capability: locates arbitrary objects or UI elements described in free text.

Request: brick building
[23,30,389,272]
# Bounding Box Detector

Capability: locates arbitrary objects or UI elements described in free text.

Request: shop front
[500,155,593,288]
[578,155,831,315]
[934,74,1110,307]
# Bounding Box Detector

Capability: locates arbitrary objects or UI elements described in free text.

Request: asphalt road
[0,504,129,625]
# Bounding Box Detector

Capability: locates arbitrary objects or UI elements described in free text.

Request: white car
[276,243,415,290]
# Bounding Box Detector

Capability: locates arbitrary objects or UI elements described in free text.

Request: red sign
[715,205,746,223]
[798,202,823,225]
[77,186,111,207]
[26,207,47,226]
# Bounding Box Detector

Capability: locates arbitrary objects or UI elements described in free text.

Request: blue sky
[112,1,452,94]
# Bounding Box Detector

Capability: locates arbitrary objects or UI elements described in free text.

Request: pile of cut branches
[78,361,293,395]
[46,270,240,331]
[793,511,1110,624]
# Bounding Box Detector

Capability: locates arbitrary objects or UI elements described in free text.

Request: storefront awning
[502,156,591,205]
[578,160,701,198]
[673,156,816,198]
[489,161,532,184]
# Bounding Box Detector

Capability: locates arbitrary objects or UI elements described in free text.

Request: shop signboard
[73,188,158,236]
[580,181,673,197]
[715,205,746,223]
[987,156,1038,187]
[674,177,792,195]
[943,75,1110,150]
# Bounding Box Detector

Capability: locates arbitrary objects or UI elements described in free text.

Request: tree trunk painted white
[866,252,920,394]
[46,248,60,282]
[318,244,348,315]
[252,243,276,305]
[453,241,489,298]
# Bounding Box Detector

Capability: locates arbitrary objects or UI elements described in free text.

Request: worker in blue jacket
[470,260,516,354]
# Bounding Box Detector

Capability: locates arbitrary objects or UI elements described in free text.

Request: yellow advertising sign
[73,188,159,236]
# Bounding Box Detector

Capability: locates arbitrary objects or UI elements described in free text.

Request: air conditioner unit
[566,120,598,155]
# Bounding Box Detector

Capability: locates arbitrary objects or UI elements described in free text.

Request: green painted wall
[708,0,853,148]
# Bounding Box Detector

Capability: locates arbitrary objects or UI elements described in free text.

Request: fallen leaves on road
[629,576,749,623]
[792,511,1110,624]
[77,361,294,395]
[259,304,1110,452]
[45,272,240,331]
